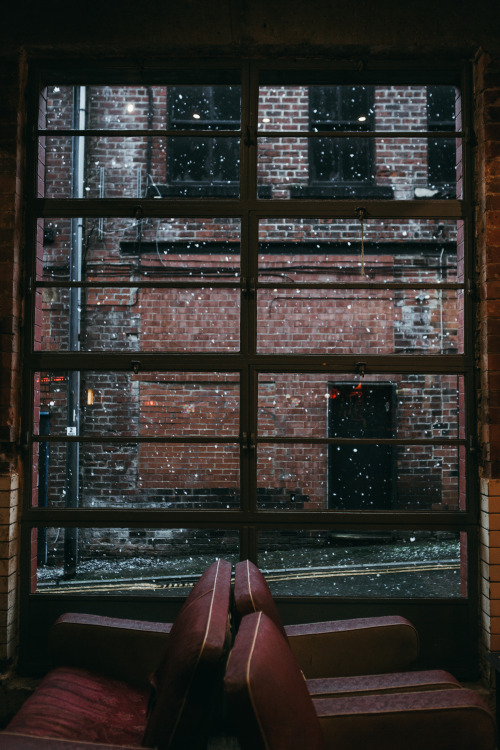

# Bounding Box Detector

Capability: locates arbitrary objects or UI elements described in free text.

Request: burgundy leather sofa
[233,559,469,699]
[3,559,496,749]
[4,559,232,749]
[224,611,497,750]
[234,559,422,678]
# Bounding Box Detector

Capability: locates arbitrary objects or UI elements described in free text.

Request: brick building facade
[32,81,463,565]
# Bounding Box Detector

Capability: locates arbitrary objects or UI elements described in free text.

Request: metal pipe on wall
[64,85,86,576]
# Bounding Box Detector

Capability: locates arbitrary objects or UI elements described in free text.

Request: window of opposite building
[427,85,457,195]
[21,62,476,675]
[308,86,378,196]
[163,85,241,197]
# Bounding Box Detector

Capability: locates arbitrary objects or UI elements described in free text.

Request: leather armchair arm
[315,689,496,750]
[0,734,141,750]
[285,616,419,678]
[49,613,172,688]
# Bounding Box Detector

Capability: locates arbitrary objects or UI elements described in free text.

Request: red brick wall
[31,85,463,551]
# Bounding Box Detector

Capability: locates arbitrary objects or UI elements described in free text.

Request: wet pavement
[37,536,462,598]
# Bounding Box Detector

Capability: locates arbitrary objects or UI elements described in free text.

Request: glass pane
[257,137,459,199]
[37,287,240,352]
[258,218,459,284]
[42,85,240,131]
[32,442,240,510]
[257,288,461,354]
[168,85,240,130]
[258,373,463,439]
[35,527,239,594]
[34,372,240,436]
[258,85,458,133]
[259,86,310,132]
[256,443,462,511]
[165,137,240,196]
[257,530,464,597]
[38,218,241,283]
[40,136,240,198]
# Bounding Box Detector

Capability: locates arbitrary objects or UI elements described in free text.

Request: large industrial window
[22,63,476,674]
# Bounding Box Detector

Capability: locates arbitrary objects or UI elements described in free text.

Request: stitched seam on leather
[246,561,257,613]
[289,623,417,637]
[246,612,270,750]
[167,558,222,748]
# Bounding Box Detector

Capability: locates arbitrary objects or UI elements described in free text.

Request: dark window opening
[328,382,396,510]
[291,86,393,198]
[310,86,374,184]
[164,85,240,197]
[427,85,457,196]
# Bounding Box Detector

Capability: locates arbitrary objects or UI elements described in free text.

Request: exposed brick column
[475,51,500,656]
[0,53,26,672]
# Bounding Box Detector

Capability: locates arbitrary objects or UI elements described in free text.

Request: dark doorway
[328,382,396,510]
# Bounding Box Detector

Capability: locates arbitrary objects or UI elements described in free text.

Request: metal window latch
[241,277,256,297]
[241,432,256,450]
[355,362,366,377]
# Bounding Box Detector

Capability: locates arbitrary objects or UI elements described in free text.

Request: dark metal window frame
[20,59,478,675]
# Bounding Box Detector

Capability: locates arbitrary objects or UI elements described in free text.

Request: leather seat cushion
[6,666,148,746]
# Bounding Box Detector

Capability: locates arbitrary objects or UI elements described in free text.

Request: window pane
[32,442,240,509]
[256,444,463,511]
[37,287,240,352]
[257,137,459,199]
[257,530,464,597]
[257,287,460,354]
[35,527,239,594]
[42,84,241,131]
[258,85,458,133]
[34,371,240,436]
[258,218,460,283]
[38,218,241,283]
[37,215,241,353]
[39,135,240,198]
[168,85,241,130]
[258,373,463,439]
[165,137,240,196]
